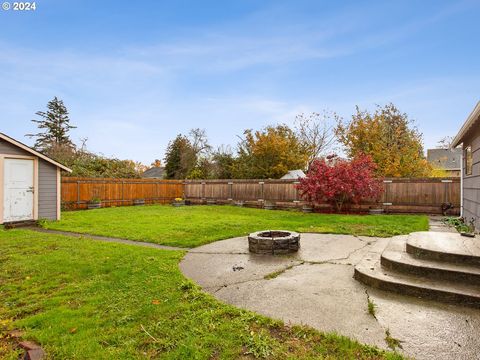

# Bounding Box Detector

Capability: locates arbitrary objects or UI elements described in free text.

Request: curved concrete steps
[354,232,480,308]
[406,232,480,266]
[354,255,480,308]
[381,250,480,285]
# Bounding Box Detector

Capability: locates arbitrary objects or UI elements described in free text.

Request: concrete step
[406,232,480,266]
[381,237,480,285]
[4,220,38,229]
[355,252,480,308]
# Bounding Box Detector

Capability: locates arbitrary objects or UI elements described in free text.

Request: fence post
[259,181,264,202]
[228,181,233,201]
[441,179,452,204]
[121,180,125,205]
[76,180,80,208]
[293,181,300,204]
[201,181,206,201]
[383,179,393,211]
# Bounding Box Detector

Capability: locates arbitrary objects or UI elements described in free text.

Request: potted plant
[133,198,145,206]
[172,198,185,207]
[461,218,476,238]
[302,203,314,213]
[263,201,276,210]
[298,187,314,213]
[368,191,385,215]
[441,202,454,216]
[369,206,385,215]
[87,197,101,209]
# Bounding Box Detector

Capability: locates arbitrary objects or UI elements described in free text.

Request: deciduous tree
[336,104,431,177]
[233,125,309,179]
[210,146,236,179]
[436,136,453,149]
[294,111,337,168]
[150,159,162,167]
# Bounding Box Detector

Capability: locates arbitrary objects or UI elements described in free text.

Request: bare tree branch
[294,111,338,167]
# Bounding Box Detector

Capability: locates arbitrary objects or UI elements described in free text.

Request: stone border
[248,230,300,255]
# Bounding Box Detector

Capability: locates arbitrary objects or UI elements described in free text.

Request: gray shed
[0,133,71,224]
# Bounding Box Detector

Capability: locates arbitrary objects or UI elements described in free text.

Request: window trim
[465,145,473,176]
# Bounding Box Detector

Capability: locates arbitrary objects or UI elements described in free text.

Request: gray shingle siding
[0,138,59,221]
[38,160,58,220]
[0,138,31,156]
[461,125,480,231]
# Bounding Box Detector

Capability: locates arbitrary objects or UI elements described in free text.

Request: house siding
[462,125,480,231]
[0,138,58,221]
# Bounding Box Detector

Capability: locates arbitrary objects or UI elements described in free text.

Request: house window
[465,146,472,175]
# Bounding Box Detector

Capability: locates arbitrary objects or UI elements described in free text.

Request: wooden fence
[61,177,184,210]
[61,177,461,214]
[183,178,461,215]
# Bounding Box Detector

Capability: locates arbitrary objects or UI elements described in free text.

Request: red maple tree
[297,154,383,212]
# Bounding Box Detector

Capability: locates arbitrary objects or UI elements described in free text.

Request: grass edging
[43,205,429,248]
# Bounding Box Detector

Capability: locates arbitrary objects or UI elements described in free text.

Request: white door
[3,158,34,222]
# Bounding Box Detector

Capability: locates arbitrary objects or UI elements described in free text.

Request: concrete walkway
[27,227,188,251]
[180,234,480,360]
[428,216,457,233]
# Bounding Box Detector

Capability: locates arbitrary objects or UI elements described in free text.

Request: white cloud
[0,0,477,163]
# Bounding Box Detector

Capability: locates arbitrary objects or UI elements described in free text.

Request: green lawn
[43,205,429,247]
[0,229,402,359]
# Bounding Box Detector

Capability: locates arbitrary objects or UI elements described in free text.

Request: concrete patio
[180,232,480,360]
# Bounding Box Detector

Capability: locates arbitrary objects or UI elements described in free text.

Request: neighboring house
[280,169,306,180]
[142,166,165,179]
[0,133,72,224]
[427,148,462,177]
[452,101,480,231]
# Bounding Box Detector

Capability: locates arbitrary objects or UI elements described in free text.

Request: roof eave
[0,133,73,172]
[451,101,480,148]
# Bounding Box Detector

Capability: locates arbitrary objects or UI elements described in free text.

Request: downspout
[460,145,464,217]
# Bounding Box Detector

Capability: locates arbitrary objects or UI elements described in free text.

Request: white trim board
[0,133,72,172]
[452,101,480,148]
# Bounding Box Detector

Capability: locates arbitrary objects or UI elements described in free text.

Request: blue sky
[1,0,479,164]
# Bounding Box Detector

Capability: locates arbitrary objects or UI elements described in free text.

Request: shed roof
[280,169,306,179]
[142,167,166,178]
[0,133,72,172]
[451,101,480,147]
[426,148,462,170]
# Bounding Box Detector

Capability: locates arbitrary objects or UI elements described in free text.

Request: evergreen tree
[27,97,76,152]
[164,135,196,179]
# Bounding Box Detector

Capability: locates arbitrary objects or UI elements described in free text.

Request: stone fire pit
[248,230,300,255]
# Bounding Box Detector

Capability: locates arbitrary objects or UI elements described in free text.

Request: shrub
[297,154,383,212]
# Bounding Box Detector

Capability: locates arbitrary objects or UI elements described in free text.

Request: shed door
[3,158,34,222]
